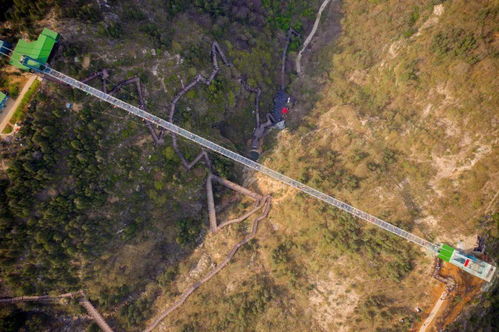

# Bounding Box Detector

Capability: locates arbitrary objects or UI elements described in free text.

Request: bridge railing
[25,59,439,254]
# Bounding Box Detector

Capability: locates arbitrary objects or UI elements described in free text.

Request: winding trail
[145,196,271,332]
[141,42,275,331]
[81,70,163,144]
[296,0,333,75]
[281,29,299,89]
[3,31,296,332]
[166,41,250,170]
[54,41,272,331]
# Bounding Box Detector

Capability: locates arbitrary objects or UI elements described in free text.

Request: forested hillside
[0,0,497,331]
[0,0,323,330]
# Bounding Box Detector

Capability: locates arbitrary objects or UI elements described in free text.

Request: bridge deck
[34,63,439,254]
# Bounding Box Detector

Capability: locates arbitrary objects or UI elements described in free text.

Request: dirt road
[0,74,38,134]
[419,289,447,332]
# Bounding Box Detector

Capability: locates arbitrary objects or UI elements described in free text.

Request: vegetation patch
[10,78,41,125]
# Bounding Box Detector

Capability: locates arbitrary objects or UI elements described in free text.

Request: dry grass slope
[165,0,498,330]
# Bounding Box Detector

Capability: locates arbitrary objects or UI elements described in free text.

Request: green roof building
[0,92,8,110]
[10,28,60,70]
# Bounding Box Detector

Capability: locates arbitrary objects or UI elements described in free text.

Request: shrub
[98,22,122,39]
[367,161,380,172]
[86,322,100,332]
[351,149,370,163]
[122,5,146,21]
[8,82,20,98]
[403,6,420,38]
[157,266,178,287]
[382,148,397,167]
[431,28,479,63]
[61,0,102,23]
[176,218,202,246]
[119,297,152,328]
[272,242,291,264]
[140,23,172,49]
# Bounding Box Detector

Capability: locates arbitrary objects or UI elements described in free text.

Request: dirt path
[0,74,38,134]
[419,289,447,332]
[415,261,484,331]
[296,0,334,75]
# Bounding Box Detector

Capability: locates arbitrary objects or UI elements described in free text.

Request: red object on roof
[281,107,289,115]
[464,259,470,267]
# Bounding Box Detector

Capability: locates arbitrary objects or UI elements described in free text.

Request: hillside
[255,0,498,330]
[0,0,498,331]
[147,0,499,331]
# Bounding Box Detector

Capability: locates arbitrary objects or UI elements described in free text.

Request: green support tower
[10,28,60,71]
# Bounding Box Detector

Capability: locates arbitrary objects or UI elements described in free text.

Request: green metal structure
[438,244,455,262]
[10,28,59,70]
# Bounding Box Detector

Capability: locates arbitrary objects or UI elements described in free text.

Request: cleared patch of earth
[308,267,360,331]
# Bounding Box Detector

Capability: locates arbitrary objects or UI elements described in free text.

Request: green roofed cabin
[0,92,8,110]
[10,28,60,71]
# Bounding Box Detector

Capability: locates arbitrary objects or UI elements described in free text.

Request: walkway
[0,291,114,332]
[33,62,438,253]
[419,289,447,332]
[0,74,39,134]
[145,196,271,332]
[296,0,334,75]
